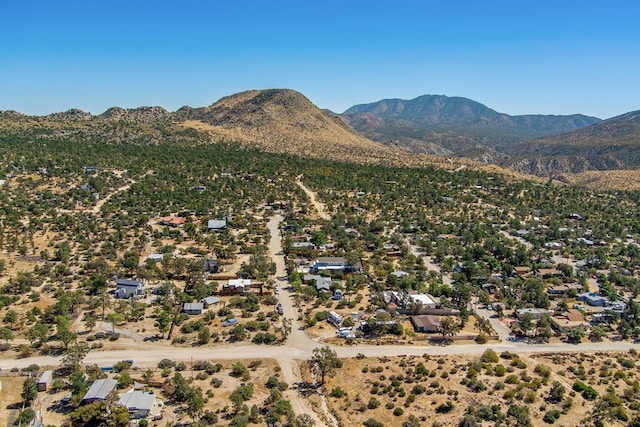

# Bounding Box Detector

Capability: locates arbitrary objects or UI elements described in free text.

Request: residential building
[410,315,441,333]
[578,292,610,307]
[82,379,118,404]
[118,390,162,419]
[515,308,550,319]
[207,218,227,230]
[183,302,204,315]
[115,278,145,299]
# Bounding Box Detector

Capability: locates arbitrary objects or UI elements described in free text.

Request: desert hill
[504,111,640,174]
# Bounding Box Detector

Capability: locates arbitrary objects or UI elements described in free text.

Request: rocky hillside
[505,111,640,174]
[174,89,396,163]
[341,94,600,157]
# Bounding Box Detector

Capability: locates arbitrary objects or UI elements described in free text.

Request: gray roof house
[115,278,145,299]
[118,390,160,419]
[184,302,204,315]
[82,379,118,404]
[207,219,227,230]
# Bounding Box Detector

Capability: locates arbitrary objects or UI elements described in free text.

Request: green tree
[548,381,566,403]
[105,312,125,333]
[21,378,38,404]
[0,326,14,344]
[308,346,342,385]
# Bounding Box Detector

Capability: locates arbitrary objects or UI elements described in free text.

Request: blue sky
[1,1,639,118]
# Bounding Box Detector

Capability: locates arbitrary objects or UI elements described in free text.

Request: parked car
[223,318,238,327]
[274,285,279,294]
[277,303,284,315]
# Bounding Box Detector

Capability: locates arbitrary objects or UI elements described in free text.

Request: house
[158,216,187,227]
[411,315,441,333]
[515,308,550,319]
[207,219,227,230]
[578,292,610,307]
[328,311,343,324]
[183,302,204,315]
[224,278,251,293]
[551,309,589,333]
[115,278,145,299]
[546,282,582,298]
[146,253,164,263]
[538,268,561,279]
[390,270,410,279]
[200,296,220,308]
[82,379,118,404]
[292,242,316,250]
[118,390,162,419]
[514,266,531,277]
[311,257,361,273]
[37,370,53,392]
[407,292,437,310]
[204,258,220,273]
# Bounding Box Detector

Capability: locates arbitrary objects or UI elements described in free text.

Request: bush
[436,400,455,413]
[480,349,499,363]
[363,419,384,427]
[108,333,120,341]
[475,333,488,344]
[393,407,404,416]
[331,386,346,398]
[367,397,380,409]
[543,410,561,424]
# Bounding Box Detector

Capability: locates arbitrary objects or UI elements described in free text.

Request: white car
[274,285,279,294]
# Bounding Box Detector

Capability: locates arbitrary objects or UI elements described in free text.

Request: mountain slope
[175,89,408,163]
[505,110,640,174]
[341,95,600,156]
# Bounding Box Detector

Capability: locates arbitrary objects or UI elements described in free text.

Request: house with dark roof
[411,315,442,333]
[115,278,145,299]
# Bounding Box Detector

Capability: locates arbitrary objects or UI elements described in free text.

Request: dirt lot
[323,350,640,427]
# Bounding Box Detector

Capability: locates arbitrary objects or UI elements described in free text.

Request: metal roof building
[82,379,118,403]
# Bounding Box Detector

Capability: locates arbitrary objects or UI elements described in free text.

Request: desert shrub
[436,400,455,413]
[210,377,222,388]
[543,410,561,424]
[363,419,384,427]
[158,359,176,369]
[507,405,531,426]
[481,349,499,363]
[367,397,380,409]
[393,407,404,416]
[331,387,346,398]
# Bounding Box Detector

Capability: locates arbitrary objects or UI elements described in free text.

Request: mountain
[505,110,640,174]
[341,95,600,157]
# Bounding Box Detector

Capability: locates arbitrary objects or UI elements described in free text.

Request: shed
[37,370,53,392]
[333,289,343,300]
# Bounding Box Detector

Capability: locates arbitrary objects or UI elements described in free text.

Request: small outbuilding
[82,379,118,404]
[37,370,53,392]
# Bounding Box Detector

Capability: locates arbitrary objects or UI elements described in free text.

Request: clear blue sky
[1,0,639,118]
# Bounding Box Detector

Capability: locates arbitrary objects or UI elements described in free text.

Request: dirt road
[296,177,330,220]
